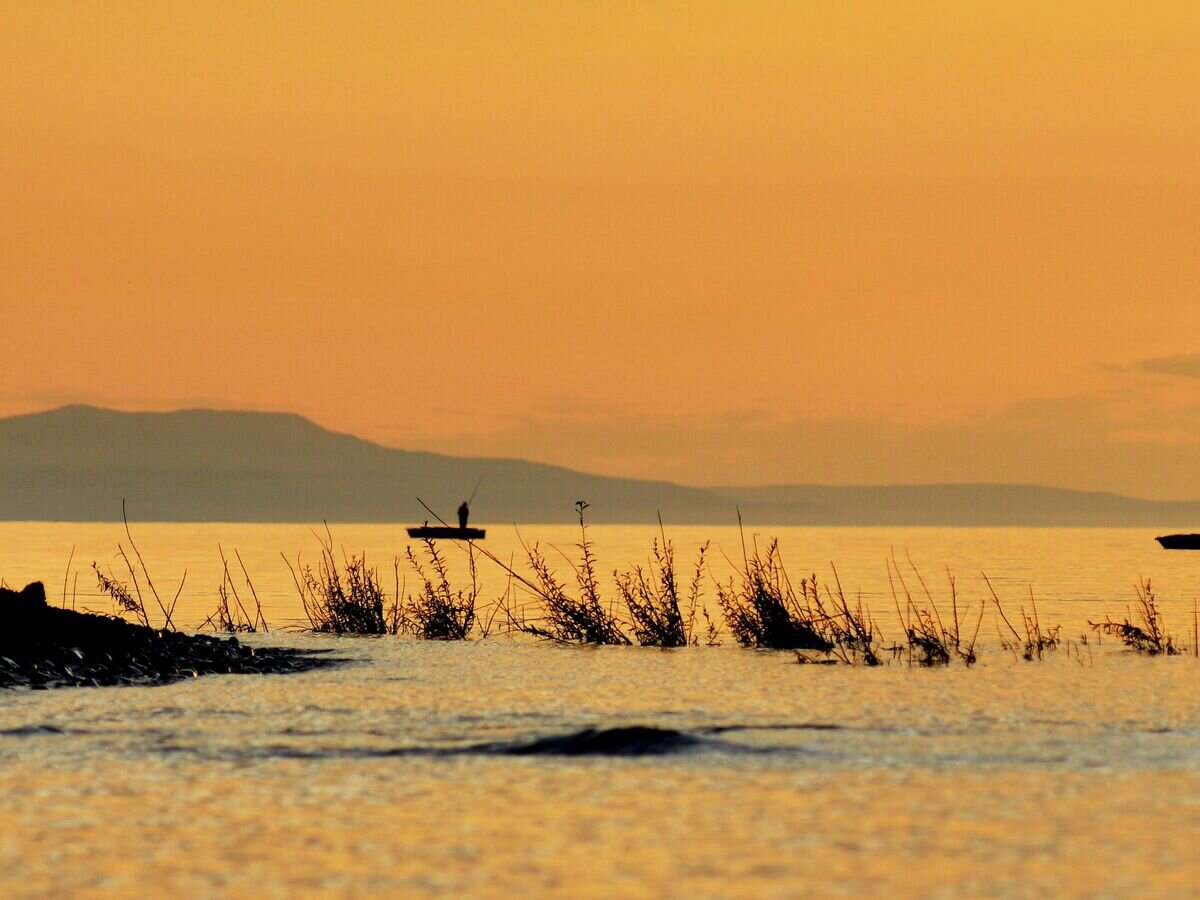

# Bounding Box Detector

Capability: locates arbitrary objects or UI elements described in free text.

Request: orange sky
[3,3,1200,497]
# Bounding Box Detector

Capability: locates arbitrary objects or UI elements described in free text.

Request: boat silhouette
[1155,533,1200,550]
[406,525,486,541]
[409,482,485,540]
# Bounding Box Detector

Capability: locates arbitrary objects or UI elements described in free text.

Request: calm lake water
[2,523,1200,896]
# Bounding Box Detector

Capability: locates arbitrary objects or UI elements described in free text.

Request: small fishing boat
[406,525,486,541]
[410,481,485,540]
[1155,533,1200,550]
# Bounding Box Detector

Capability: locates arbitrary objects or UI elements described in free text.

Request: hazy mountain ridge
[708,483,1200,526]
[2,406,1198,526]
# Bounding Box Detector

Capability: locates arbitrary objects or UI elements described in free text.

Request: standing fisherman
[457,500,470,529]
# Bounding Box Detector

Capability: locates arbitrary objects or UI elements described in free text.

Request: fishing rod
[414,473,482,524]
[413,495,551,602]
[467,476,484,506]
[416,496,449,527]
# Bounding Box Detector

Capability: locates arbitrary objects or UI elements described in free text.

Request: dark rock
[0,581,335,689]
[500,726,705,756]
[8,581,47,616]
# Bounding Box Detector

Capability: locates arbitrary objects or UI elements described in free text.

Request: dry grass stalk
[92,563,150,628]
[716,535,832,652]
[386,556,404,635]
[92,502,183,631]
[473,562,511,639]
[399,538,478,639]
[984,575,1059,661]
[507,502,629,644]
[888,554,981,666]
[62,545,78,610]
[813,566,883,666]
[284,526,393,635]
[615,519,711,647]
[1089,578,1179,655]
[203,546,268,633]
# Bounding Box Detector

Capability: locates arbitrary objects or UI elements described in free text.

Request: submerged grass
[887,554,982,666]
[985,575,1060,661]
[92,502,183,631]
[62,504,1200,665]
[284,526,395,635]
[1089,578,1180,656]
[202,545,268,633]
[508,502,629,645]
[398,538,478,640]
[716,534,832,652]
[809,566,883,666]
[615,519,712,647]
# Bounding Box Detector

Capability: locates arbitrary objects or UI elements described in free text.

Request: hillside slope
[3,406,1199,526]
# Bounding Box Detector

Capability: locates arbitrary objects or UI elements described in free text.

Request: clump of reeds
[92,501,182,631]
[398,538,478,639]
[202,546,268,633]
[808,566,883,666]
[615,521,711,647]
[284,527,394,635]
[716,537,832,651]
[507,502,629,645]
[93,564,151,628]
[1089,578,1179,656]
[888,554,981,666]
[984,575,1059,661]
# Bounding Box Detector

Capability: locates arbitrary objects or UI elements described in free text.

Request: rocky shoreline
[1,582,335,689]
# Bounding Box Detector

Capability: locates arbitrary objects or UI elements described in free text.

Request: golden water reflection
[2,525,1200,894]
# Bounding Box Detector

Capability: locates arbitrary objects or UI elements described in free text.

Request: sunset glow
[4,3,1200,495]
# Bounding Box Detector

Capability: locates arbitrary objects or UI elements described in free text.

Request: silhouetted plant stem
[399,537,478,639]
[284,525,391,634]
[92,503,182,631]
[1089,578,1178,655]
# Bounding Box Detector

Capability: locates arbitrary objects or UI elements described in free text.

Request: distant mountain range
[2,405,1199,527]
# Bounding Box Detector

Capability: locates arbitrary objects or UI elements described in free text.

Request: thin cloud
[1136,353,1200,379]
[402,390,1200,500]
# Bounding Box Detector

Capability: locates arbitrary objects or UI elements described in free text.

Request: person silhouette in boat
[457,500,470,530]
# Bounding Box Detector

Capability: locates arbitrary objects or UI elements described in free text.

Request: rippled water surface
[2,523,1200,896]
